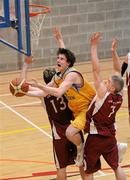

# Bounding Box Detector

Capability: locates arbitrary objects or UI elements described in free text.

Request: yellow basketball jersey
[54,67,96,117]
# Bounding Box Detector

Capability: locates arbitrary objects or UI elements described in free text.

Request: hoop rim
[29,4,51,17]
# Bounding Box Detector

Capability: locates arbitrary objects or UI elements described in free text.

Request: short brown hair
[111,75,124,93]
[43,68,56,84]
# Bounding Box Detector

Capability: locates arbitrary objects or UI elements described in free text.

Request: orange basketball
[9,78,29,97]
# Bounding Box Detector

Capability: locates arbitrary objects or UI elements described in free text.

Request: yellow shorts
[71,110,87,130]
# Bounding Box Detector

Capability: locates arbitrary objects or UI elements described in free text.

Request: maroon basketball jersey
[86,92,123,136]
[43,95,73,138]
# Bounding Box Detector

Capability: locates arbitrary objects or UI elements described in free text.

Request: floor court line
[0,111,128,136]
[0,109,128,134]
[0,93,12,97]
[0,98,127,112]
[0,100,128,110]
[0,100,52,139]
[0,124,50,135]
[1,160,129,180]
[75,169,130,180]
[1,157,129,169]
[1,169,130,180]
[0,101,41,109]
[0,158,54,165]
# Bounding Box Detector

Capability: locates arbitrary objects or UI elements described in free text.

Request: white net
[29,4,51,53]
[30,13,46,49]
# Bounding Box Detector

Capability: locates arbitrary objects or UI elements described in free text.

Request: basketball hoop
[29,4,51,50]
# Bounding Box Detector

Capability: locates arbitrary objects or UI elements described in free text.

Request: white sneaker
[75,143,84,167]
[117,143,127,163]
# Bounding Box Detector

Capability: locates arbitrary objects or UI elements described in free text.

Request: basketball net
[29,4,51,54]
[30,13,46,49]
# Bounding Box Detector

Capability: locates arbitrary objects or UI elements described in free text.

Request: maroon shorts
[53,138,77,169]
[83,134,118,174]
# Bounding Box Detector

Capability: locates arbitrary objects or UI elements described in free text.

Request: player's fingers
[31,78,38,83]
[53,27,57,34]
[95,32,102,39]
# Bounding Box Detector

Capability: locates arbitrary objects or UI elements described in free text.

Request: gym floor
[0,60,130,180]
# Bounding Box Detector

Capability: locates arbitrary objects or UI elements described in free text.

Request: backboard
[0,0,51,56]
[0,0,31,56]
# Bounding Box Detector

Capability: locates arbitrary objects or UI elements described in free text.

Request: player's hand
[53,27,63,42]
[29,79,39,87]
[90,32,102,46]
[25,56,33,64]
[29,79,44,88]
[111,38,118,52]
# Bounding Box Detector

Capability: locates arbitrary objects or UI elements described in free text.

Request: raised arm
[90,32,107,98]
[53,27,65,48]
[19,56,47,98]
[19,56,33,80]
[90,32,101,86]
[111,38,121,75]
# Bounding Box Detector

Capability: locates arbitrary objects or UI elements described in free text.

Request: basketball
[9,78,29,97]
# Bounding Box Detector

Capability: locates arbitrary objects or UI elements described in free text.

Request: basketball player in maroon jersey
[20,60,85,180]
[42,68,84,179]
[43,68,84,165]
[121,53,130,125]
[83,32,126,180]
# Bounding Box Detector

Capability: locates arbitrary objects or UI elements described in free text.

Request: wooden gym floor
[0,60,130,180]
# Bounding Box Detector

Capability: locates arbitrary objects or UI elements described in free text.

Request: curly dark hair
[43,68,56,84]
[57,48,76,67]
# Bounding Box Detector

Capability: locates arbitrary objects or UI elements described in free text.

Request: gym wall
[0,0,130,72]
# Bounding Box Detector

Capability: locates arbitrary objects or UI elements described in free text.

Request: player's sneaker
[75,143,84,166]
[117,143,127,163]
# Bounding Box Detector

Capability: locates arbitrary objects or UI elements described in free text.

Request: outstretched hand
[90,32,102,46]
[53,27,63,42]
[29,79,40,87]
[111,38,118,52]
[53,27,65,48]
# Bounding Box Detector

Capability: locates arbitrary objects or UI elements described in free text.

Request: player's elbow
[54,89,64,97]
[54,91,63,97]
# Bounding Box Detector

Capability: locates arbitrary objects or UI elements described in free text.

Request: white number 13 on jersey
[50,97,66,113]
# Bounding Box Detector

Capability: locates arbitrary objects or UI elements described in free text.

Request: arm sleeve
[121,62,128,77]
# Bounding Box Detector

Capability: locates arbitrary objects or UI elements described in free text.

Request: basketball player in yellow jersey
[53,63,96,126]
[31,28,96,167]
